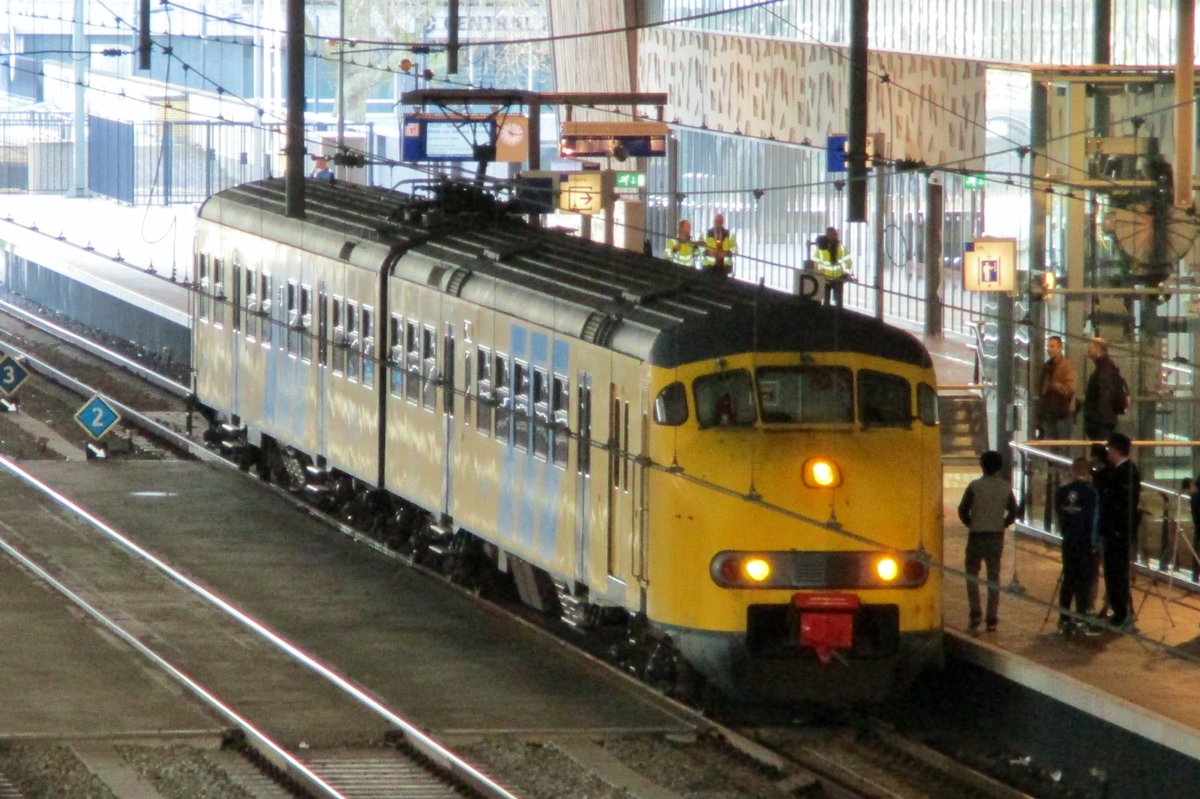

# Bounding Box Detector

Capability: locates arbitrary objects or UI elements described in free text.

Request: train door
[632,381,649,589]
[573,372,593,584]
[441,321,455,516]
[606,379,640,596]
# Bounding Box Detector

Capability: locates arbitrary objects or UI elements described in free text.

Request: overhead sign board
[559,120,668,159]
[402,114,497,162]
[963,238,1017,292]
[0,355,29,396]
[75,394,121,440]
[560,172,604,214]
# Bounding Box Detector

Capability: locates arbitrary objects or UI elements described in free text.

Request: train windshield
[694,369,757,428]
[755,366,853,424]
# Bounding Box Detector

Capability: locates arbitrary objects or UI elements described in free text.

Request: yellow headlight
[802,457,842,488]
[876,556,899,582]
[744,557,772,582]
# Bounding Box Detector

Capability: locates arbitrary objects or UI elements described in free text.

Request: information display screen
[402,115,495,162]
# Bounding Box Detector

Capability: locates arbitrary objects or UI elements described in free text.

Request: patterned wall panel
[547,0,634,119]
[636,28,987,169]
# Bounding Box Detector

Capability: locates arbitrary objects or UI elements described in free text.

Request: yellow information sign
[559,172,603,215]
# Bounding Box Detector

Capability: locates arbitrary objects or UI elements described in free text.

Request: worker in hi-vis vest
[665,219,698,268]
[814,226,852,306]
[703,213,737,276]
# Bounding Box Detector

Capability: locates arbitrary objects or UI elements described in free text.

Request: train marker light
[803,457,842,487]
[875,556,899,582]
[744,557,771,582]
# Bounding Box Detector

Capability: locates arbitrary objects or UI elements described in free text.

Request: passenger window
[552,374,569,469]
[476,346,492,434]
[494,353,511,441]
[231,262,242,333]
[694,370,756,428]
[285,281,299,356]
[405,321,421,403]
[388,315,404,396]
[260,273,273,347]
[299,285,312,362]
[653,382,688,426]
[361,307,375,387]
[347,302,361,380]
[245,268,258,340]
[917,382,939,426]
[196,255,209,322]
[533,367,549,461]
[422,325,437,410]
[858,370,912,427]
[513,360,530,452]
[331,297,345,375]
[212,257,224,327]
[754,366,853,424]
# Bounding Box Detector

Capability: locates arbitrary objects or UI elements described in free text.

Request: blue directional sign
[0,356,29,396]
[75,395,121,440]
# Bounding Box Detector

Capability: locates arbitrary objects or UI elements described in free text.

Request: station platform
[0,193,194,323]
[942,465,1200,764]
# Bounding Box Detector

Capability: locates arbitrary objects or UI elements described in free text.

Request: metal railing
[1011,440,1200,592]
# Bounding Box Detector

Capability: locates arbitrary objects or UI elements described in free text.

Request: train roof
[199,179,932,370]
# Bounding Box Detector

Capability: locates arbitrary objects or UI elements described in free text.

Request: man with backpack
[1083,337,1128,441]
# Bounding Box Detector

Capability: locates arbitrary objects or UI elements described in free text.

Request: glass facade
[647,128,988,333]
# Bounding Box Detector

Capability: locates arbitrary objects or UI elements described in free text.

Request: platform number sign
[75,395,121,440]
[0,356,29,396]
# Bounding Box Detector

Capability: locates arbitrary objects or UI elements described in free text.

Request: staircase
[939,392,988,465]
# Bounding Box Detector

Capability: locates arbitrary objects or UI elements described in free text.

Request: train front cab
[643,350,944,703]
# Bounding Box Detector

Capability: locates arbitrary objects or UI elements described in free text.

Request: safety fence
[1013,440,1200,598]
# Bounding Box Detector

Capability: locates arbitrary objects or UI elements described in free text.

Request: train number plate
[793,593,860,662]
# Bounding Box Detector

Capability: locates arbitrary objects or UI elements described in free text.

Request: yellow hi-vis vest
[815,243,852,280]
[703,227,737,272]
[665,237,698,268]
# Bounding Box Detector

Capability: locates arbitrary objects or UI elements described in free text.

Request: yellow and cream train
[191,178,943,703]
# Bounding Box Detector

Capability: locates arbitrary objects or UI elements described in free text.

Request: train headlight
[744,557,772,582]
[802,456,842,488]
[875,556,899,582]
[712,552,777,587]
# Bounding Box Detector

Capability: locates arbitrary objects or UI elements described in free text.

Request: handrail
[1010,439,1200,585]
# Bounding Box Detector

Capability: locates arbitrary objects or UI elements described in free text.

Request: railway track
[0,299,1036,799]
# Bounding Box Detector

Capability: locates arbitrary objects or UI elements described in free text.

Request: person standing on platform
[311,155,333,181]
[1083,337,1122,441]
[1037,335,1077,443]
[1055,456,1099,634]
[957,450,1018,632]
[1098,432,1141,631]
[703,213,737,276]
[814,226,853,307]
[665,219,697,268]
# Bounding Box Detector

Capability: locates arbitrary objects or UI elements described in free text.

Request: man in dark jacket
[958,450,1018,632]
[1055,456,1099,634]
[1098,433,1141,631]
[1084,337,1122,441]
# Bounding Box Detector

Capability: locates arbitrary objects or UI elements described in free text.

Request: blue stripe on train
[539,339,569,561]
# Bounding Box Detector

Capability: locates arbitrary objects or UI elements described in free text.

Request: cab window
[858,370,912,427]
[917,382,939,425]
[694,370,756,428]
[653,382,688,426]
[755,366,853,424]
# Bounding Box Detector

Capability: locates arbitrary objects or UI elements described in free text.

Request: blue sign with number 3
[0,356,29,396]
